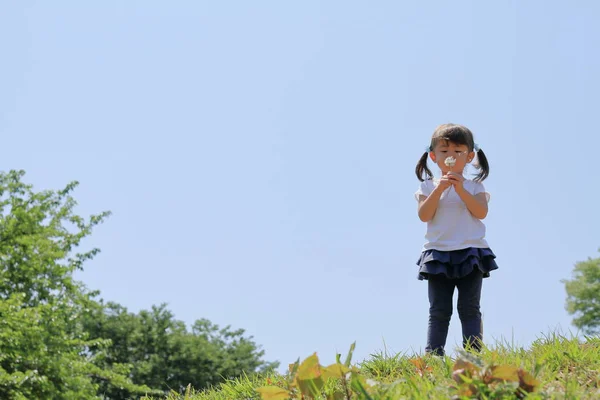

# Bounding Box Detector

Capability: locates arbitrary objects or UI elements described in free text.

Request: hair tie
[474,143,481,151]
[424,145,432,152]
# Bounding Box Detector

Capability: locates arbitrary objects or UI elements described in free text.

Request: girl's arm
[417,185,447,222]
[446,172,489,219]
[454,188,488,219]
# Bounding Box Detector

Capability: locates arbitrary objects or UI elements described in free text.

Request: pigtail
[415,151,433,182]
[474,148,489,182]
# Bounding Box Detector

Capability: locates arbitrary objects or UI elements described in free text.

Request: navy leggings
[426,268,483,356]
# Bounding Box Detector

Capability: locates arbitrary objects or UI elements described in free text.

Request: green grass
[146,332,599,400]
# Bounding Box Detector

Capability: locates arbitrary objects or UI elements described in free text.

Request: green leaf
[562,251,600,334]
[350,373,373,399]
[0,171,278,398]
[344,342,356,367]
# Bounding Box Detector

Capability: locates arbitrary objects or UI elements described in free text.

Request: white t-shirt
[415,179,490,251]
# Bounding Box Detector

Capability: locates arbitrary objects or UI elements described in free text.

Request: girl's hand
[435,175,453,191]
[447,172,465,191]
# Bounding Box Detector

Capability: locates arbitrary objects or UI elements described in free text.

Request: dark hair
[415,123,490,182]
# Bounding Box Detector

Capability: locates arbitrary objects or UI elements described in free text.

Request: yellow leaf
[456,385,475,397]
[297,378,325,397]
[518,369,540,393]
[256,386,290,400]
[452,368,468,384]
[297,353,321,380]
[322,363,350,380]
[288,359,299,375]
[409,357,433,376]
[453,359,476,374]
[491,365,519,382]
[327,392,346,400]
[452,359,477,384]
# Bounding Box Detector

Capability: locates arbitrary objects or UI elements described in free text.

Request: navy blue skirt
[416,247,498,280]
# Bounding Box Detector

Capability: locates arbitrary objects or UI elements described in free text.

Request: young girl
[414,123,498,357]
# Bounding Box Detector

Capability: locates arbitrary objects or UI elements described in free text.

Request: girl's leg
[426,275,455,356]
[456,269,483,352]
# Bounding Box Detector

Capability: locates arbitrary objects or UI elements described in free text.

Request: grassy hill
[145,333,599,400]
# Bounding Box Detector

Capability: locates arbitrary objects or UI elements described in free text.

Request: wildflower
[444,156,456,167]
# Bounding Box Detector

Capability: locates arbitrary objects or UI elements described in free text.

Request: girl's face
[429,140,475,175]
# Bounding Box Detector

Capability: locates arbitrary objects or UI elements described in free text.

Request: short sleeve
[472,181,491,202]
[414,180,433,201]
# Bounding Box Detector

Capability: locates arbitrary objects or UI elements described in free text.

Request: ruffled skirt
[416,247,498,281]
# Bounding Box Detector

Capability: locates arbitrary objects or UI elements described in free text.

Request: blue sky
[2,1,599,370]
